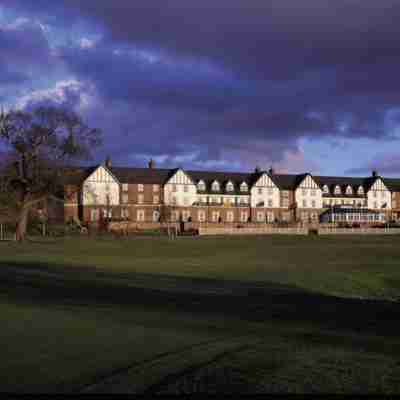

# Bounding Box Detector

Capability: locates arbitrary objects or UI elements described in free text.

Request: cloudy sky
[2,1,400,175]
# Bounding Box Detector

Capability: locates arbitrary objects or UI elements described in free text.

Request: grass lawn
[0,235,400,393]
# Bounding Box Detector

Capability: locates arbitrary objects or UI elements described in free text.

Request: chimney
[254,165,261,174]
[268,166,275,175]
[105,156,112,168]
[372,170,378,177]
[148,158,155,169]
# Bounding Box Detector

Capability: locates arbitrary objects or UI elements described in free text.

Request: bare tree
[0,106,102,241]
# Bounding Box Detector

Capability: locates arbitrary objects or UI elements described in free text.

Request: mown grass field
[0,235,400,393]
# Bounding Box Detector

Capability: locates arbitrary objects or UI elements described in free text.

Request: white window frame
[122,183,128,192]
[153,184,159,192]
[137,209,145,222]
[138,184,144,192]
[226,182,234,192]
[212,181,220,192]
[240,182,248,192]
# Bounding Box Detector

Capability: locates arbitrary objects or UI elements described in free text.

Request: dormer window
[334,185,341,195]
[358,186,364,195]
[240,182,248,192]
[346,186,353,195]
[226,181,234,192]
[323,185,329,194]
[211,181,220,192]
[197,180,206,191]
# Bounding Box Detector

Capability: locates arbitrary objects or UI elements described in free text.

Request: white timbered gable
[370,178,388,192]
[298,174,319,189]
[167,169,194,185]
[82,165,120,206]
[253,173,278,188]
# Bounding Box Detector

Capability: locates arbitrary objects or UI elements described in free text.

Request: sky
[2,1,400,176]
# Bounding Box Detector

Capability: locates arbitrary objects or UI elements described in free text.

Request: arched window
[226,181,234,192]
[334,185,341,195]
[197,180,206,191]
[211,181,220,192]
[357,186,364,195]
[346,186,353,195]
[323,185,329,194]
[240,182,248,192]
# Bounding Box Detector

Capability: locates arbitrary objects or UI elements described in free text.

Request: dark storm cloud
[4,1,400,171]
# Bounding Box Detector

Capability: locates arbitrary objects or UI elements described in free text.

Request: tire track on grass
[80,337,256,393]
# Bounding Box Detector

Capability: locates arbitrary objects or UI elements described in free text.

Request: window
[373,201,378,209]
[381,191,386,198]
[172,184,177,192]
[282,191,289,198]
[346,186,353,195]
[122,183,128,191]
[171,196,177,205]
[183,185,189,193]
[103,208,112,218]
[240,211,248,222]
[282,198,289,207]
[152,210,160,222]
[227,211,234,222]
[240,182,248,192]
[258,188,263,195]
[90,209,99,221]
[311,190,316,197]
[226,182,234,192]
[302,189,307,196]
[198,210,206,222]
[267,211,274,223]
[212,211,220,222]
[138,184,144,192]
[138,194,144,204]
[323,185,329,194]
[334,185,341,195]
[171,210,179,222]
[121,208,130,219]
[122,193,129,204]
[153,195,159,204]
[268,199,273,207]
[257,211,265,222]
[358,186,364,195]
[212,181,220,191]
[373,191,377,198]
[153,185,159,192]
[268,188,274,196]
[183,197,190,206]
[311,200,316,208]
[197,181,206,191]
[302,199,307,208]
[182,211,191,222]
[137,209,145,221]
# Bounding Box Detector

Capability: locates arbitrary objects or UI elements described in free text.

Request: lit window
[138,194,144,204]
[197,181,206,191]
[137,209,145,222]
[138,184,144,192]
[212,181,220,191]
[153,195,159,204]
[346,186,353,195]
[334,186,341,195]
[226,182,234,192]
[152,210,160,222]
[122,183,128,191]
[240,182,248,192]
[122,194,129,204]
[153,185,159,192]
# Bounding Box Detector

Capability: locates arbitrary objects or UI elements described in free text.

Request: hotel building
[63,158,400,226]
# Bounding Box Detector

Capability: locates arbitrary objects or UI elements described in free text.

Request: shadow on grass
[0,261,399,337]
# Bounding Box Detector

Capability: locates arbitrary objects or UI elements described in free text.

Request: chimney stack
[148,158,155,169]
[105,156,112,168]
[268,166,275,175]
[372,170,378,177]
[254,165,261,174]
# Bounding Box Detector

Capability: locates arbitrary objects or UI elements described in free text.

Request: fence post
[0,224,3,241]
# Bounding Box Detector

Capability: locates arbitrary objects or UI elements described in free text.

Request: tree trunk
[16,207,29,241]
